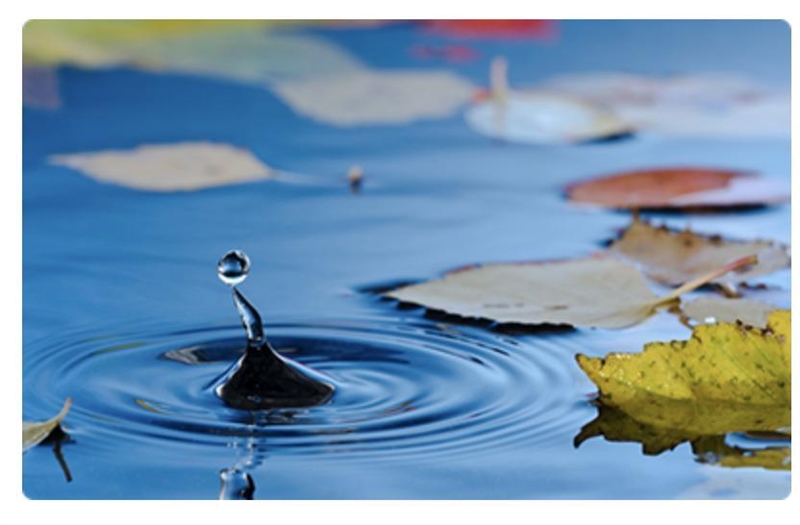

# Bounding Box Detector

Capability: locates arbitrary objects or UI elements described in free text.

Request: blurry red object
[409,44,480,63]
[421,20,557,40]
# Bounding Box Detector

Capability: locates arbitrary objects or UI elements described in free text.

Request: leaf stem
[654,255,758,306]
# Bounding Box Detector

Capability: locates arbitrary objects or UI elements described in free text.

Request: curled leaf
[466,57,632,144]
[607,217,790,286]
[386,256,753,329]
[576,310,790,435]
[466,92,632,145]
[49,142,273,192]
[24,398,72,451]
[682,297,778,328]
[565,167,789,210]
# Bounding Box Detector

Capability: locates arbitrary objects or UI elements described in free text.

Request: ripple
[23,318,584,463]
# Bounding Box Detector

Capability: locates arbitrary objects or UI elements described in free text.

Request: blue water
[23,20,791,499]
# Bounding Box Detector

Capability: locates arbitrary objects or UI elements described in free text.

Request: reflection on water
[41,427,73,483]
[575,404,790,471]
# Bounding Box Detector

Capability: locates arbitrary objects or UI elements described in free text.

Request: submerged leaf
[23,398,72,451]
[565,167,789,210]
[49,142,273,192]
[682,297,778,328]
[576,310,790,435]
[386,256,752,329]
[607,217,790,286]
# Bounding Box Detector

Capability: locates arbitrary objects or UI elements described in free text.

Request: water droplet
[218,468,255,500]
[218,250,250,286]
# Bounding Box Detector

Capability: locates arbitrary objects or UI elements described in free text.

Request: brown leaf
[681,297,778,327]
[564,167,789,210]
[607,217,790,286]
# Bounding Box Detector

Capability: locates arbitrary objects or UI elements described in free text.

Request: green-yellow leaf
[23,398,72,451]
[576,310,790,435]
[386,255,754,329]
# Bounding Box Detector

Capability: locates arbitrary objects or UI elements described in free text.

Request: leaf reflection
[575,404,790,471]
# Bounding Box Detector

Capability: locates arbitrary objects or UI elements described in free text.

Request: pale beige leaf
[608,218,790,286]
[682,297,777,327]
[271,70,476,126]
[23,398,72,451]
[465,91,632,145]
[388,258,675,329]
[49,142,273,192]
[541,72,790,139]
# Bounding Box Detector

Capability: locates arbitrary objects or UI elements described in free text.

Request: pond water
[22,20,791,499]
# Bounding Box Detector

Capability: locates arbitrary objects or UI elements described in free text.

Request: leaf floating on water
[23,398,72,452]
[541,72,790,139]
[23,21,365,82]
[575,405,790,471]
[607,217,790,286]
[49,142,273,192]
[466,92,633,145]
[565,167,790,210]
[386,256,753,329]
[271,70,476,126]
[420,20,558,41]
[682,297,778,328]
[465,57,632,144]
[576,310,790,435]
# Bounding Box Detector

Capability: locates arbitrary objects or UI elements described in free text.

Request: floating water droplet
[218,250,250,286]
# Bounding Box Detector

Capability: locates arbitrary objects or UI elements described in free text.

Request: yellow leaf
[386,255,754,329]
[23,21,365,84]
[576,310,790,435]
[608,217,790,286]
[23,398,72,452]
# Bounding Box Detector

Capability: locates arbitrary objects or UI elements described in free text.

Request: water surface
[23,20,791,499]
